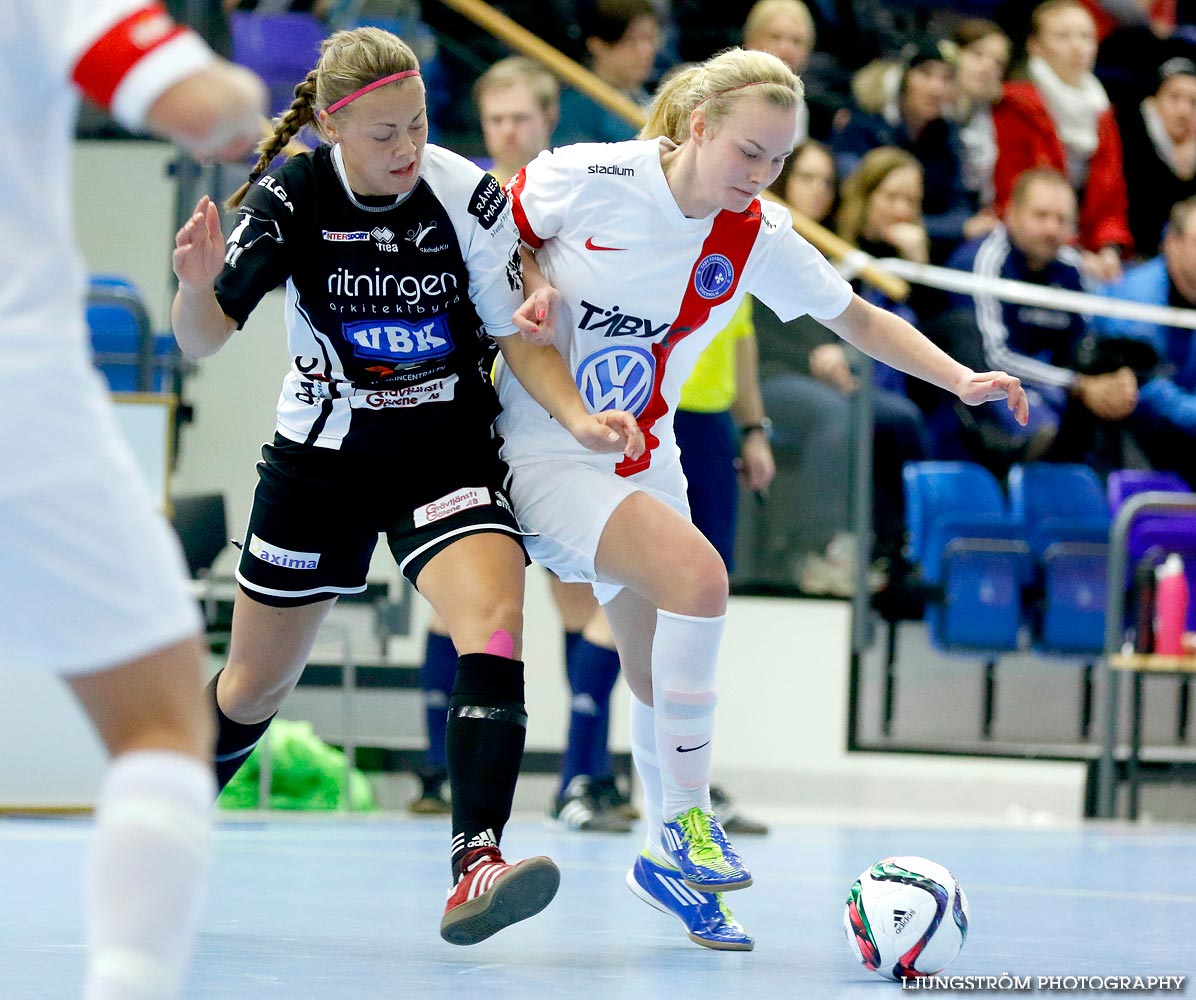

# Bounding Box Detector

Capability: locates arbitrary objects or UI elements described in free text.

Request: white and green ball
[844,855,969,981]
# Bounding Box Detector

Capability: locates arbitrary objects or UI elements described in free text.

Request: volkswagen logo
[576,345,655,415]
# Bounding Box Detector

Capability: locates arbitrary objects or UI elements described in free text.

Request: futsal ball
[843,855,969,981]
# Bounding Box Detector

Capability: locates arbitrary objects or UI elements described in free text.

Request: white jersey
[496,138,852,479]
[0,0,213,368]
[1,1,212,672]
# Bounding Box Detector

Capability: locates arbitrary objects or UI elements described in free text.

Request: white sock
[651,609,723,823]
[84,751,215,1000]
[629,694,665,860]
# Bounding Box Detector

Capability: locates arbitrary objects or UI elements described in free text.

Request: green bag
[218,718,376,812]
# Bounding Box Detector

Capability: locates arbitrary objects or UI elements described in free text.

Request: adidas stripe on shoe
[662,807,753,892]
[548,776,633,833]
[626,851,754,951]
[440,847,560,946]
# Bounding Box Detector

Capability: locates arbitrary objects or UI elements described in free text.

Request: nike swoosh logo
[676,741,710,753]
[585,236,627,251]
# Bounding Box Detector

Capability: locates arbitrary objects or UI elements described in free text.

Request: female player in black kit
[171,26,642,946]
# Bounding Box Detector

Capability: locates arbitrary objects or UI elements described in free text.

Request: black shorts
[236,434,527,607]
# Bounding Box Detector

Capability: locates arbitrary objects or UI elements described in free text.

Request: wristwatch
[739,417,773,440]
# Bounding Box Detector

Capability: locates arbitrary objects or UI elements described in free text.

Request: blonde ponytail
[639,47,802,144]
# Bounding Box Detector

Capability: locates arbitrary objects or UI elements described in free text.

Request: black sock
[446,653,527,879]
[207,670,276,793]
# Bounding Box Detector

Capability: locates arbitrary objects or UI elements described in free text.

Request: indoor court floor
[3,812,1193,998]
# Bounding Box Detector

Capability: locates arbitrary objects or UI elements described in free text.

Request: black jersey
[215,143,523,454]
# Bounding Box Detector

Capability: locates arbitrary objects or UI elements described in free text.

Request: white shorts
[0,360,201,675]
[507,455,690,605]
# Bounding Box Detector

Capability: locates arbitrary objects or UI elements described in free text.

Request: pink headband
[325,70,421,115]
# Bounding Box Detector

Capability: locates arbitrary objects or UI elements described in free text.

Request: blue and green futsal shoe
[626,851,754,951]
[662,806,753,891]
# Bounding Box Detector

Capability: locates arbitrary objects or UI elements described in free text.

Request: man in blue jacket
[1095,196,1196,485]
[946,167,1139,470]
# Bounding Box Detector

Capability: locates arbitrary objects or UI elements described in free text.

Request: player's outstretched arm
[145,61,267,161]
[820,294,1029,426]
[496,335,644,459]
[171,196,239,359]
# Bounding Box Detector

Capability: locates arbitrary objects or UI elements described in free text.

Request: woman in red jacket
[992,0,1131,281]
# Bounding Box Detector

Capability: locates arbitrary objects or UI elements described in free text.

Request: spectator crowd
[158,0,1196,597]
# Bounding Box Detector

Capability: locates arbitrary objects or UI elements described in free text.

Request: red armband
[72,5,186,110]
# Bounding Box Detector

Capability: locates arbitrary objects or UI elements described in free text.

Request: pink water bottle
[1154,554,1189,656]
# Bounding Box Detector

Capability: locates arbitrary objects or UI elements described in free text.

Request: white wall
[73,141,179,330]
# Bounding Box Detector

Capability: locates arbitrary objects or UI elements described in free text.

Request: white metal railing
[856,256,1196,330]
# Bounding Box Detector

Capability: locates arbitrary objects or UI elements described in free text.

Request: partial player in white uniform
[498,47,1030,947]
[0,3,265,996]
[170,27,642,948]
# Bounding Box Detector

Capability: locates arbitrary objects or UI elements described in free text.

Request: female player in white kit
[498,47,1029,950]
[0,2,266,997]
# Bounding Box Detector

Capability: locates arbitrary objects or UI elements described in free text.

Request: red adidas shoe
[439,847,561,945]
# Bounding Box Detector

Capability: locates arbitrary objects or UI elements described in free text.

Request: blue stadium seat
[884,462,1029,738]
[87,274,180,392]
[1008,463,1111,738]
[904,461,1028,652]
[1008,463,1110,654]
[230,12,328,119]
